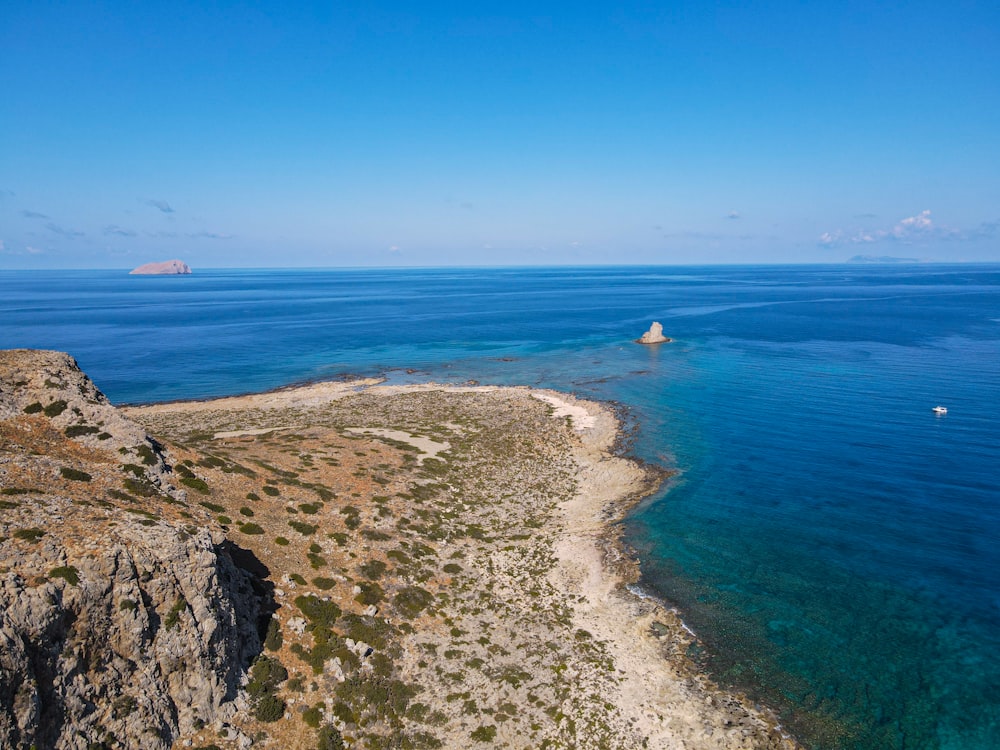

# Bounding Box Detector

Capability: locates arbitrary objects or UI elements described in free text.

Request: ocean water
[2,264,998,749]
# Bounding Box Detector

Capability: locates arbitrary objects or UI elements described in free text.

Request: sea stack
[129,259,192,275]
[635,321,671,344]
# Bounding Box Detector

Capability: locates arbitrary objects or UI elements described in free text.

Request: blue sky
[2,1,998,268]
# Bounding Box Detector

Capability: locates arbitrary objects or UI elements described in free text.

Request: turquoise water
[2,265,998,748]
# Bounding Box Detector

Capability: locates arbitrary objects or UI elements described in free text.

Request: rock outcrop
[635,321,671,344]
[0,350,271,749]
[129,260,191,275]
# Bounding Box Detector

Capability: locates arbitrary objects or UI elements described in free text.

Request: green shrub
[199,501,225,512]
[180,476,210,494]
[119,598,138,612]
[290,573,307,585]
[471,725,497,742]
[123,477,159,497]
[294,594,341,627]
[14,528,45,543]
[354,581,384,606]
[164,597,187,631]
[60,467,92,482]
[49,565,80,585]
[23,401,43,414]
[65,424,100,437]
[246,491,261,502]
[443,563,462,574]
[217,515,232,525]
[302,704,323,728]
[264,618,283,651]
[248,654,288,695]
[288,520,318,536]
[239,506,254,516]
[253,693,285,722]
[299,502,321,514]
[359,559,387,579]
[313,577,336,590]
[107,488,138,503]
[239,522,264,535]
[275,536,290,546]
[136,444,158,466]
[1,487,41,496]
[43,400,68,417]
[262,485,280,496]
[316,725,345,750]
[394,586,434,618]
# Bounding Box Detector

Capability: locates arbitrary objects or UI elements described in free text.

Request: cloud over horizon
[819,210,960,247]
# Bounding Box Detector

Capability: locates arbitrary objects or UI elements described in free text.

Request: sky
[1,1,998,268]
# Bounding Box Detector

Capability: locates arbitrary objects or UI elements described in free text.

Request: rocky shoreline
[1,350,800,749]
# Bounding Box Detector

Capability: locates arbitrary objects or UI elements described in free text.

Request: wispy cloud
[3,242,45,255]
[104,225,137,237]
[45,222,84,238]
[145,198,175,214]
[727,211,741,220]
[146,230,178,239]
[20,210,49,219]
[819,210,961,247]
[187,231,233,240]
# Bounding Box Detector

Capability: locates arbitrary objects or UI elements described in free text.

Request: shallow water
[2,264,998,748]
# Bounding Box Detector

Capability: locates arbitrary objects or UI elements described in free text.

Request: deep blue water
[2,265,998,749]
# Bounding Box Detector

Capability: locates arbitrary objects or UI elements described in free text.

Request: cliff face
[0,350,271,750]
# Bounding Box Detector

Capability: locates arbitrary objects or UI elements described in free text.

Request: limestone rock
[635,321,672,345]
[129,260,191,275]
[0,349,273,749]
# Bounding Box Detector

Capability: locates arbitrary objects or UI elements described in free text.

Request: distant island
[847,255,925,264]
[129,259,192,275]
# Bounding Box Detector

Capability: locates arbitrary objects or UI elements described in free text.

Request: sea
[2,264,998,749]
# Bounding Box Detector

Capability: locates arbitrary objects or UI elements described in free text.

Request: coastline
[124,380,800,749]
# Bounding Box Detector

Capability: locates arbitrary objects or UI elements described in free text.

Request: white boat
[932,406,947,415]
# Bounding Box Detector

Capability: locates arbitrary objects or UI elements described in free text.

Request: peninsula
[129,259,192,275]
[0,349,796,750]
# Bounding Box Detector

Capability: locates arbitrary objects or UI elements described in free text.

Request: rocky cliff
[0,350,271,750]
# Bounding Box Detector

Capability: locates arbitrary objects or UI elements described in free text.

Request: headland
[0,349,798,749]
